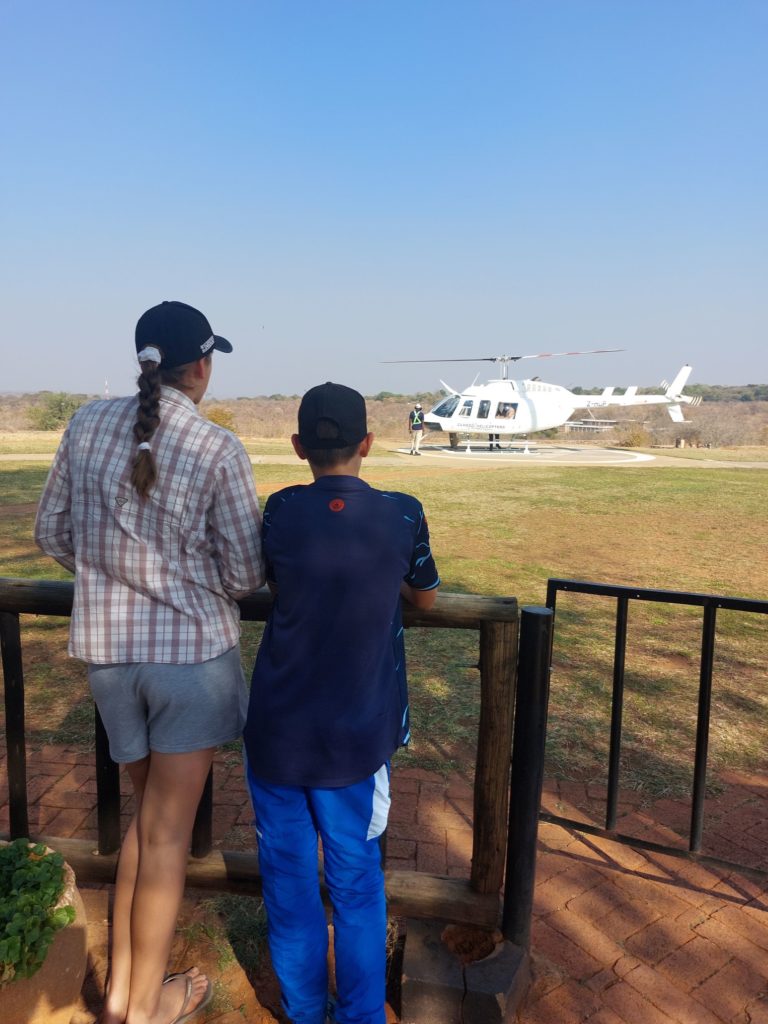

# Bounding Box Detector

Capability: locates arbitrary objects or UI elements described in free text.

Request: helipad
[393,443,655,466]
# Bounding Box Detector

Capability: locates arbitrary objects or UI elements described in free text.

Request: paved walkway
[2,744,768,1023]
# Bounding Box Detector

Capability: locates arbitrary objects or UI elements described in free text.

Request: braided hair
[131,358,161,497]
[131,357,189,498]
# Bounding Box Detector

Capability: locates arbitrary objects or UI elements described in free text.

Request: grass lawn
[1,446,767,800]
[641,445,768,463]
[0,432,63,455]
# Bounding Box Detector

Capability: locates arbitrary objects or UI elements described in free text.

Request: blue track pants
[246,761,391,1024]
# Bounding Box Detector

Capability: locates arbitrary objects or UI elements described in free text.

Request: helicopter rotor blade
[513,348,625,360]
[382,349,624,365]
[380,358,501,364]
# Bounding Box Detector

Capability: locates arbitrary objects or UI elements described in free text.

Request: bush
[206,406,236,431]
[0,840,75,986]
[370,391,406,401]
[28,394,86,431]
[615,426,654,448]
[533,427,559,439]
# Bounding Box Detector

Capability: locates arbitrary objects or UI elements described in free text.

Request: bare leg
[101,758,149,1024]
[119,748,214,1024]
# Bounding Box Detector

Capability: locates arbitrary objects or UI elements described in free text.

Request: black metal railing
[545,578,768,874]
[502,606,553,948]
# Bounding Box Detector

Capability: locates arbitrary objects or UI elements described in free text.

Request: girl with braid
[36,301,265,1024]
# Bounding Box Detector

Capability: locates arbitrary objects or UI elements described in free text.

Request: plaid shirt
[35,387,264,664]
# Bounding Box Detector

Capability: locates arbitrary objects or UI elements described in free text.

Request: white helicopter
[385,350,701,447]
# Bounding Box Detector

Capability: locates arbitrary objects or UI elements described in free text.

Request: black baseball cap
[135,301,233,369]
[298,382,368,449]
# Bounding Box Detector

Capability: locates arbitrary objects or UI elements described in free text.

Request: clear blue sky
[2,0,766,398]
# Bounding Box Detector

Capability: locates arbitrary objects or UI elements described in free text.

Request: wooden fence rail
[1,577,519,927]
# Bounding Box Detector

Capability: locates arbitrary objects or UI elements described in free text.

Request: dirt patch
[177,906,281,1023]
[441,924,503,965]
[177,907,399,1023]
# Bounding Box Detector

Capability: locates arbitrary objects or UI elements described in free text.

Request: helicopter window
[433,395,461,418]
[477,400,491,419]
[496,402,517,419]
[458,400,474,417]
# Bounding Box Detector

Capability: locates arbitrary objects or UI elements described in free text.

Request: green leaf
[50,906,74,929]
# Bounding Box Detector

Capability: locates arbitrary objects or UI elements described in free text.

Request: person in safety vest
[408,403,424,455]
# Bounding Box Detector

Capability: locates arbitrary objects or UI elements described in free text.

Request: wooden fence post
[471,617,519,893]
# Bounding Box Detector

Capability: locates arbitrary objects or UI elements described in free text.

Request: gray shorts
[87,646,248,764]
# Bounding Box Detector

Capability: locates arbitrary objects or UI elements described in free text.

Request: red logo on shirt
[329,498,345,512]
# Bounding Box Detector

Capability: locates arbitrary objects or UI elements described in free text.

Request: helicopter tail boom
[576,365,699,421]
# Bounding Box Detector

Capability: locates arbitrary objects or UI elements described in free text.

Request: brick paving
[2,744,768,1023]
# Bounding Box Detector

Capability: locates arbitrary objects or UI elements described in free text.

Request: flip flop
[163,970,213,1024]
[163,969,193,984]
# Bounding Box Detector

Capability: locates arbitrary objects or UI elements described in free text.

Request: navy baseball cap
[298,382,368,449]
[135,301,233,369]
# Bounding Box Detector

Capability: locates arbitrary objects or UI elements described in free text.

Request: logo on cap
[201,335,215,354]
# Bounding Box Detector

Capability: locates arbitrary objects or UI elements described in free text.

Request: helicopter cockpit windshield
[432,395,461,418]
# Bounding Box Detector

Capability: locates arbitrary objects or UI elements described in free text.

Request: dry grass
[0,393,437,443]
[0,432,64,455]
[641,445,768,463]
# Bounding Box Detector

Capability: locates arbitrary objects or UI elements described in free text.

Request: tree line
[7,384,768,433]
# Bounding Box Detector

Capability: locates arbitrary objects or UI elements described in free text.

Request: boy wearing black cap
[243,382,439,1024]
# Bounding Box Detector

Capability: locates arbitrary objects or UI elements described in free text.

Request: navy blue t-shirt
[243,475,439,788]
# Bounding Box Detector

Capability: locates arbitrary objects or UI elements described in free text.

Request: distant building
[563,418,619,434]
